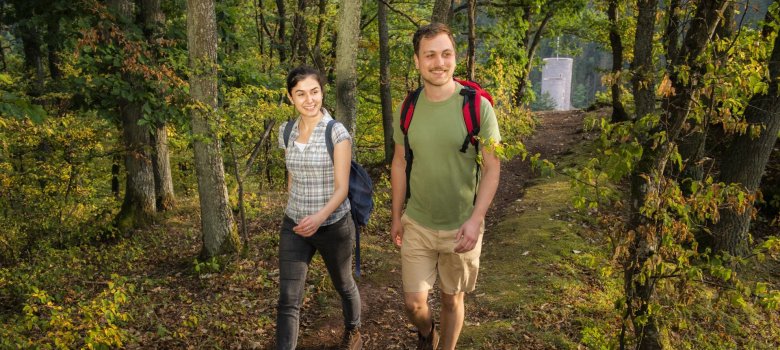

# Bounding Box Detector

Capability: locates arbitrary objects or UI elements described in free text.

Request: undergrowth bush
[0,274,134,349]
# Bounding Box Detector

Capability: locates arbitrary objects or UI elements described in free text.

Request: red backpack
[399,79,494,202]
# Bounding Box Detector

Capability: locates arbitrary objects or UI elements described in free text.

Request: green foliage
[193,257,221,275]
[1,274,134,349]
[567,11,780,345]
[0,113,118,261]
[0,75,47,123]
[571,83,589,109]
[529,91,557,111]
[1,0,778,348]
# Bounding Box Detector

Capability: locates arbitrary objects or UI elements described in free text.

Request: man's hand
[454,218,482,253]
[390,217,404,247]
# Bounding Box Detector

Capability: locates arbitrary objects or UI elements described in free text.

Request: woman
[276,66,362,350]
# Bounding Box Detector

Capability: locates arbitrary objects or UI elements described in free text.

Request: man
[391,23,501,350]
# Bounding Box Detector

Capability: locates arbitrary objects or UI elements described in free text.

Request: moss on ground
[459,173,621,349]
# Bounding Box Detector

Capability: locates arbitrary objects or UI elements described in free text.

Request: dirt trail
[291,110,588,350]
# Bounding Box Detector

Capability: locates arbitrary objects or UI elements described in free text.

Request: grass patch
[461,173,621,349]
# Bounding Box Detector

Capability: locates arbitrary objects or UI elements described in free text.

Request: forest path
[292,109,590,350]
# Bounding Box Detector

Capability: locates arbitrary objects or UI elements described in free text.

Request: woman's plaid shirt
[278,111,351,225]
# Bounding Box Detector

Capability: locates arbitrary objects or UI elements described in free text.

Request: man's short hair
[413,22,456,55]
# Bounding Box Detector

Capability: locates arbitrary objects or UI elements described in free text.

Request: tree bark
[630,0,658,121]
[667,1,728,193]
[254,0,265,55]
[663,0,681,67]
[431,0,452,24]
[14,4,45,94]
[291,0,309,64]
[312,0,327,73]
[677,3,736,193]
[116,103,157,232]
[334,0,362,136]
[112,153,122,198]
[466,0,477,81]
[625,1,661,348]
[711,1,780,256]
[625,1,728,348]
[187,0,239,258]
[378,0,394,164]
[152,125,175,210]
[109,0,158,234]
[608,0,629,122]
[140,0,165,37]
[275,0,287,63]
[141,0,176,211]
[45,14,62,81]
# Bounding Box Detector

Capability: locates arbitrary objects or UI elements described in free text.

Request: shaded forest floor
[2,108,779,349]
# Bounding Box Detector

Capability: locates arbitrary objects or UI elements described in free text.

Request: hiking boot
[416,322,439,350]
[341,328,363,350]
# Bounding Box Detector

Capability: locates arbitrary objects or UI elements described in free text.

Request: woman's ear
[287,93,293,104]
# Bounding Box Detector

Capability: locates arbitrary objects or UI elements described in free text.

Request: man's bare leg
[404,291,433,336]
[439,291,465,350]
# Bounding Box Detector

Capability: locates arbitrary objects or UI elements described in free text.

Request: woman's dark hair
[286,66,326,95]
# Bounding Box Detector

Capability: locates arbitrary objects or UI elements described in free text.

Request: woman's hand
[293,212,327,237]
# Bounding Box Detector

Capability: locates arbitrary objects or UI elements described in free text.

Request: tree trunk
[608,0,629,122]
[45,14,61,81]
[115,103,157,232]
[140,0,165,38]
[275,0,287,63]
[663,0,681,67]
[226,136,248,250]
[625,1,728,348]
[630,0,658,121]
[378,0,394,164]
[18,22,44,94]
[711,1,780,256]
[187,0,239,258]
[466,0,477,81]
[334,0,362,136]
[666,1,728,192]
[624,1,661,348]
[141,0,176,211]
[312,0,327,73]
[678,3,736,193]
[152,124,176,210]
[112,153,121,198]
[254,0,265,55]
[291,0,309,64]
[110,0,157,234]
[431,0,452,24]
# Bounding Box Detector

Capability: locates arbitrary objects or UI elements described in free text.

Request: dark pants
[276,214,361,350]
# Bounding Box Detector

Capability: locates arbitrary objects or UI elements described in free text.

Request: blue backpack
[283,119,374,277]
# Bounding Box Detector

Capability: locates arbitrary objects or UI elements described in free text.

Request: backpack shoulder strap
[283,119,296,148]
[399,87,422,202]
[459,86,481,153]
[400,87,423,134]
[324,119,337,163]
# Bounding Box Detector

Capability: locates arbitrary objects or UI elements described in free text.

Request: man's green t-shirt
[393,82,502,230]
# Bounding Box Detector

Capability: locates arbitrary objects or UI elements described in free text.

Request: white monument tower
[541,39,573,110]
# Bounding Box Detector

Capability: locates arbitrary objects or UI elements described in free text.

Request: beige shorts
[400,214,484,294]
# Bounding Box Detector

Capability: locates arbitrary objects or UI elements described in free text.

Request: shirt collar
[294,108,332,130]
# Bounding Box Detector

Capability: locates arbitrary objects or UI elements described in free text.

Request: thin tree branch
[244,119,276,179]
[379,0,420,27]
